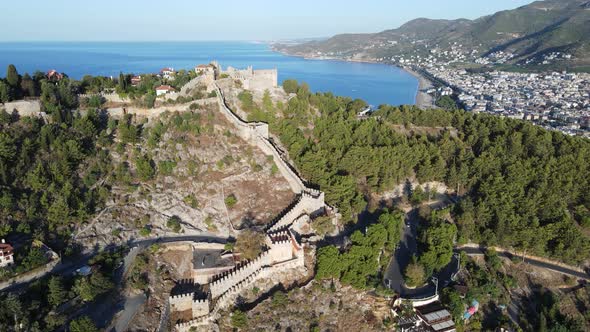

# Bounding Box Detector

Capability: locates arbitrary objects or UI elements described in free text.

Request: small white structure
[156,85,176,96]
[160,67,175,79]
[0,239,14,268]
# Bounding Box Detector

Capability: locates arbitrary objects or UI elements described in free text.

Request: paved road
[383,209,460,299]
[2,235,228,293]
[383,209,423,296]
[111,293,148,332]
[457,247,589,280]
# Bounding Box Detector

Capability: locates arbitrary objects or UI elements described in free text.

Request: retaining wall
[1,100,42,117]
[411,294,440,307]
[79,93,130,103]
[0,257,60,291]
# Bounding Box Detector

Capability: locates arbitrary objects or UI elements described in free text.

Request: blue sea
[0,42,418,106]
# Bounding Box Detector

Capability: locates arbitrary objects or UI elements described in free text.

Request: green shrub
[282,79,299,94]
[167,215,182,233]
[139,226,151,237]
[271,291,288,308]
[312,216,335,236]
[183,194,199,208]
[231,310,248,329]
[158,160,177,176]
[225,194,238,208]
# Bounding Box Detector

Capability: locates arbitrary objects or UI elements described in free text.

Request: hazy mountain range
[275,0,590,70]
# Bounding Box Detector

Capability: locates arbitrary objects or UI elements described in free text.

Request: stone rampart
[169,293,193,312]
[192,298,210,317]
[214,83,306,194]
[173,252,306,331]
[1,100,42,117]
[268,238,294,265]
[169,293,209,317]
[209,251,271,298]
[171,79,325,331]
[266,191,325,232]
[79,93,129,103]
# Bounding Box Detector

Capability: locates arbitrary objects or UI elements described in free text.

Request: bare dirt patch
[217,279,392,332]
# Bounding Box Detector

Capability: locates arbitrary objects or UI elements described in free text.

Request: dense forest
[249,80,590,264]
[315,209,403,290]
[0,107,111,253]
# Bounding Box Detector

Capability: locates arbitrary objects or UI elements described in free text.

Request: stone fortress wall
[174,257,305,332]
[169,294,210,318]
[224,66,278,91]
[1,100,42,117]
[213,83,313,194]
[170,77,325,332]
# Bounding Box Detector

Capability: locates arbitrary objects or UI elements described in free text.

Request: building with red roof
[46,69,64,81]
[160,67,175,79]
[155,85,176,96]
[0,239,14,268]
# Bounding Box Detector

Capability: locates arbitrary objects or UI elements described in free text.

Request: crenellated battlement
[209,250,272,298]
[170,76,325,331]
[169,293,193,301]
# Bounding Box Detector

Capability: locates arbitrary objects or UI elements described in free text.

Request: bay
[0,41,418,106]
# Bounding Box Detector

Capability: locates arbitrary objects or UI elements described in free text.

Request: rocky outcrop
[170,82,326,332]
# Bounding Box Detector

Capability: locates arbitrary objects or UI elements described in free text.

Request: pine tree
[6,65,21,100]
[6,64,19,88]
[47,276,66,307]
[118,72,127,92]
[0,81,11,102]
[20,73,37,97]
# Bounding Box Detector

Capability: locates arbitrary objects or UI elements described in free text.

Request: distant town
[307,40,590,138]
[391,43,589,137]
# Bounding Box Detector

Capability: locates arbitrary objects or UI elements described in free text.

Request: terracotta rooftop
[155,85,175,91]
[0,242,13,254]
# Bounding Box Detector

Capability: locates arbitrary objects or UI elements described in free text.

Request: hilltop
[275,0,590,71]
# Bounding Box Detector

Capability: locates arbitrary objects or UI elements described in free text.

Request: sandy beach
[404,67,436,109]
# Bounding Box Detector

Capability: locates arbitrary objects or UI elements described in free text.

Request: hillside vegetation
[278,0,590,69]
[241,80,590,265]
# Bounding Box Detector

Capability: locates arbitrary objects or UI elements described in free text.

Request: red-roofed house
[160,67,175,79]
[0,239,14,268]
[47,70,64,81]
[131,75,142,86]
[155,85,176,96]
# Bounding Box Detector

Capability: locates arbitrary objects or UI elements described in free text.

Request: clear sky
[0,0,535,41]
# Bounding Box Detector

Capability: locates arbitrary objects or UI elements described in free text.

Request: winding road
[2,234,228,293]
[383,209,459,299]
[457,246,589,280]
[383,208,589,300]
[1,235,229,331]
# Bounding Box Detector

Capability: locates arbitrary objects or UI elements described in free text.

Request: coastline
[271,47,436,109]
[403,67,436,109]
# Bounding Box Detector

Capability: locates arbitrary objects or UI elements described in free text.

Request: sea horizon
[0,41,419,106]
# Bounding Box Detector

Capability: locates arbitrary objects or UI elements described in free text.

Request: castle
[195,62,278,91]
[168,79,325,331]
